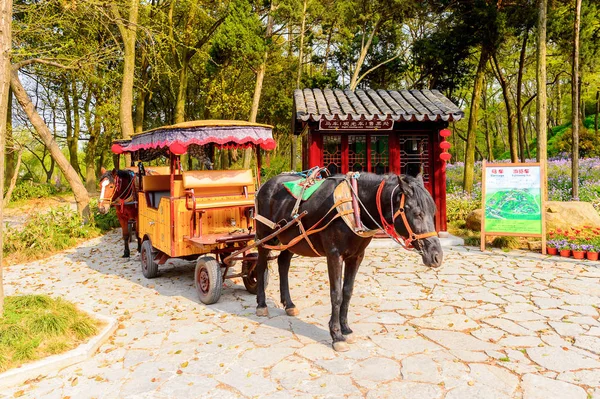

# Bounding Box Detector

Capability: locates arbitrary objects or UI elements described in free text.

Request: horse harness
[99,170,138,212]
[254,171,438,255]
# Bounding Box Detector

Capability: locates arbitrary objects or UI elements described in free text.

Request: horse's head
[393,174,443,268]
[97,167,117,214]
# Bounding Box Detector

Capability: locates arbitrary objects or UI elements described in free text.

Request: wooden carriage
[111,120,276,304]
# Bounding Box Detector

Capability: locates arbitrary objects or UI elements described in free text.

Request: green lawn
[0,295,102,372]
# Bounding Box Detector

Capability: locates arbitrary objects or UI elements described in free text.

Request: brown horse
[254,172,442,351]
[98,167,138,258]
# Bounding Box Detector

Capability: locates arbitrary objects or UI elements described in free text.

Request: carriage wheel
[195,256,222,305]
[242,253,269,295]
[140,239,159,279]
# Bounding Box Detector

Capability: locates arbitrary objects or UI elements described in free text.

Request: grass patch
[0,295,102,372]
[491,236,520,250]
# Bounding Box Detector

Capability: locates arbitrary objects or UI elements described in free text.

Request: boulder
[546,201,600,231]
[464,201,600,233]
[465,209,483,231]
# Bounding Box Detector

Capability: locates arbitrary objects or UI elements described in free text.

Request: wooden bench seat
[182,169,255,190]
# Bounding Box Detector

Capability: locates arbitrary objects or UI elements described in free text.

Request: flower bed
[547,227,600,261]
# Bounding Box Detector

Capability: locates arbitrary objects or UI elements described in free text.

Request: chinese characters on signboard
[319,117,394,131]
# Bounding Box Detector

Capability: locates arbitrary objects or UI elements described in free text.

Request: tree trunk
[571,0,581,200]
[244,3,275,169]
[537,0,548,201]
[491,53,518,162]
[112,0,139,140]
[84,90,101,192]
[463,47,489,193]
[595,90,599,134]
[516,31,528,162]
[0,0,12,316]
[556,79,562,126]
[4,148,22,206]
[482,86,493,160]
[349,18,383,91]
[135,50,149,133]
[5,88,13,183]
[10,71,90,217]
[291,0,308,172]
[70,80,82,177]
[174,56,189,124]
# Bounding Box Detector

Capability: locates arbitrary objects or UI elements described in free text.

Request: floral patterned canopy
[111,120,276,161]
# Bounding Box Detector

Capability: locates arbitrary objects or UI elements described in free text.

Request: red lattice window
[399,135,430,183]
[348,135,367,172]
[323,135,342,175]
[370,135,389,174]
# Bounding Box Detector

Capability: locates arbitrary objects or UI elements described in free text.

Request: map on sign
[483,165,542,234]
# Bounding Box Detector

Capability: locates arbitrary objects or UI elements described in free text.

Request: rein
[375,178,438,248]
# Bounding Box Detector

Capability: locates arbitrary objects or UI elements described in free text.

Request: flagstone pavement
[2,230,600,398]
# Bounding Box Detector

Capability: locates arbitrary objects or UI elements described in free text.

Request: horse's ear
[415,173,425,188]
[398,176,414,197]
[100,167,107,174]
[111,168,117,175]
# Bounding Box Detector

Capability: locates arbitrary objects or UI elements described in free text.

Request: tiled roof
[293,88,464,123]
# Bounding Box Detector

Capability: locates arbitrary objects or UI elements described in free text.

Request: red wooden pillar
[432,128,448,232]
[309,132,323,168]
[389,131,401,175]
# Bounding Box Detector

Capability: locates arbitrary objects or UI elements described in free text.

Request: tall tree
[537,0,548,201]
[112,0,139,140]
[572,0,581,199]
[463,47,489,193]
[0,0,11,315]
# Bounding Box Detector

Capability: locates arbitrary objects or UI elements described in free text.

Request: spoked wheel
[195,256,222,305]
[140,239,159,279]
[242,253,269,295]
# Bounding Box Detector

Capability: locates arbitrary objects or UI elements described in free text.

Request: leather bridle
[375,178,438,248]
[99,171,136,211]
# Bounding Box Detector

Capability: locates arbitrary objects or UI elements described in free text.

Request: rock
[466,209,483,231]
[527,241,542,251]
[546,201,600,231]
[466,201,600,233]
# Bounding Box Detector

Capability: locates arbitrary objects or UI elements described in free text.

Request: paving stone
[549,321,586,337]
[560,305,599,316]
[351,357,401,386]
[421,329,499,351]
[522,373,587,399]
[484,318,535,336]
[468,363,519,396]
[527,346,600,372]
[297,374,361,396]
[366,381,442,399]
[410,314,479,331]
[371,336,444,356]
[558,369,600,387]
[400,354,441,384]
[497,335,544,348]
[574,335,600,355]
[449,350,490,362]
[445,385,509,399]
[532,297,563,309]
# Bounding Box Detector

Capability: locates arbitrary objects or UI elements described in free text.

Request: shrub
[3,206,102,263]
[7,181,65,202]
[491,236,520,249]
[89,198,120,231]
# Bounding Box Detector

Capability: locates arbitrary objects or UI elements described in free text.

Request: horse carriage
[101,119,443,351]
[106,120,276,304]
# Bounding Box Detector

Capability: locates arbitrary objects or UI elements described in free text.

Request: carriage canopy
[111,120,276,161]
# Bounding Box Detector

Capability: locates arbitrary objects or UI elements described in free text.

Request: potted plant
[546,240,558,255]
[571,243,585,260]
[558,240,571,258]
[587,244,599,261]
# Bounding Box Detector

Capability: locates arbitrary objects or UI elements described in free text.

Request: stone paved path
[2,230,600,398]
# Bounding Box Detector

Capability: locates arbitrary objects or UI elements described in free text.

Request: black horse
[254,172,442,351]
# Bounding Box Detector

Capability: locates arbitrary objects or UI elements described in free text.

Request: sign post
[480,161,546,254]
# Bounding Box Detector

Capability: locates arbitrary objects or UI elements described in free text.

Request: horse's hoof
[256,307,269,317]
[343,333,356,344]
[332,341,350,352]
[285,307,300,316]
[122,254,130,258]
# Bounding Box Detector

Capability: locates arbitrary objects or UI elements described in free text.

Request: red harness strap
[375,179,438,248]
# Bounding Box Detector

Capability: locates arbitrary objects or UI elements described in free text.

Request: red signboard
[319,117,394,131]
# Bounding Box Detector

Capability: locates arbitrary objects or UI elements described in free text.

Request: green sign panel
[483,164,542,234]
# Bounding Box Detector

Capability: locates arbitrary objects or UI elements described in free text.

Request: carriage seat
[142,174,181,208]
[182,169,256,209]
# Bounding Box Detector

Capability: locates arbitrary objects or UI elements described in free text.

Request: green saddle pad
[283,179,325,201]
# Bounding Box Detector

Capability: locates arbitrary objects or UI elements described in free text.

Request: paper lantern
[169,142,187,155]
[440,129,451,137]
[440,152,452,161]
[111,143,124,154]
[440,141,452,150]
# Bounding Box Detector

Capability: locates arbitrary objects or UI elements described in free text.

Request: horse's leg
[118,214,130,258]
[277,250,298,316]
[255,246,271,317]
[340,251,364,344]
[326,252,348,352]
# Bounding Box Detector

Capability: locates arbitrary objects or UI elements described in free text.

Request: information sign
[480,161,546,253]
